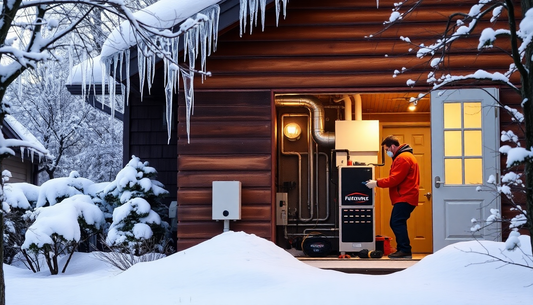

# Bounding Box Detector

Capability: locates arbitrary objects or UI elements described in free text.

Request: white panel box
[276,192,288,226]
[212,181,242,220]
[335,120,380,152]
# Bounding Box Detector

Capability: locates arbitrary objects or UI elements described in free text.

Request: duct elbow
[276,96,335,147]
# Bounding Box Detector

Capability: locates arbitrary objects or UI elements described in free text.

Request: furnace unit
[338,166,375,254]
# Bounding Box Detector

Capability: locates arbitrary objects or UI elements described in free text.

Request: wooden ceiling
[314,92,431,113]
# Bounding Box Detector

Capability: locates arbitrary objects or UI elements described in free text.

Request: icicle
[182,70,195,144]
[125,49,130,106]
[19,147,24,162]
[164,63,174,144]
[249,0,258,34]
[260,0,267,31]
[187,28,196,71]
[101,57,109,105]
[110,53,119,119]
[150,43,156,85]
[200,18,208,81]
[137,44,146,101]
[240,0,248,36]
[211,6,220,52]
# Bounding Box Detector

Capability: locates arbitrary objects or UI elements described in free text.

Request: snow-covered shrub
[21,194,105,274]
[106,197,164,255]
[36,171,95,207]
[100,156,171,254]
[2,173,41,264]
[101,155,168,208]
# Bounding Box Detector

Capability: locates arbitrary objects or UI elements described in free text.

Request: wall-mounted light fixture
[283,122,302,141]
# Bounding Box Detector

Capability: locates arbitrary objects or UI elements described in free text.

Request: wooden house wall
[176,91,274,250]
[196,0,520,91]
[145,0,524,249]
[3,157,35,183]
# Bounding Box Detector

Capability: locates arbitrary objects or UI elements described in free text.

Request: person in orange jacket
[365,135,420,259]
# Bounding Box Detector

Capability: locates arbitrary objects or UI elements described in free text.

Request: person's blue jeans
[390,202,416,253]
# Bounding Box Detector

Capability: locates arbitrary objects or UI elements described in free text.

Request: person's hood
[393,144,413,160]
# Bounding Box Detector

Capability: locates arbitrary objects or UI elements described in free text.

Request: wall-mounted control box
[212,181,242,220]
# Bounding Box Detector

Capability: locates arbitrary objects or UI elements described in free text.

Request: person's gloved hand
[365,180,377,189]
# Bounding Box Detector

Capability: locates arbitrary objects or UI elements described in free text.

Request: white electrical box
[276,192,288,226]
[335,120,380,166]
[212,181,242,220]
[168,201,178,231]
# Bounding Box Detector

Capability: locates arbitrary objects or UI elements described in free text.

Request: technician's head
[381,135,400,157]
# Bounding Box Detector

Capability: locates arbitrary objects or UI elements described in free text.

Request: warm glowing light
[408,104,416,111]
[283,122,301,141]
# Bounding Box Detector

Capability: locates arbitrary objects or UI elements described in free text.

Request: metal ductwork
[276,96,335,147]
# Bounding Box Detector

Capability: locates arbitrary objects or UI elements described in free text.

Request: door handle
[424,192,432,200]
[434,176,444,188]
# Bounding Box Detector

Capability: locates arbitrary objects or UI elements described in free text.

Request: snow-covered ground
[5,231,532,305]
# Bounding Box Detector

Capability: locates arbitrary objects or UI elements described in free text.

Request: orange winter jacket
[377,144,420,206]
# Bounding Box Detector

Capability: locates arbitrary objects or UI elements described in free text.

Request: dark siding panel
[3,157,33,183]
[127,80,178,207]
[176,91,273,250]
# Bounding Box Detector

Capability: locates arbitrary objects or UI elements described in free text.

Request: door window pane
[444,103,462,128]
[465,158,483,184]
[443,101,484,185]
[444,131,462,156]
[445,159,463,184]
[464,130,482,156]
[464,102,482,128]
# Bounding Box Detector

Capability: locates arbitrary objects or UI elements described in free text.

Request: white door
[431,88,501,251]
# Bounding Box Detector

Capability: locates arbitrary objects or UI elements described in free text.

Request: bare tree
[7,59,123,182]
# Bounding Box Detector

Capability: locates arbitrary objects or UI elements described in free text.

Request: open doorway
[274,92,432,255]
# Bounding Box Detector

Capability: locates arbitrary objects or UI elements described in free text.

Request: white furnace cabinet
[338,166,375,253]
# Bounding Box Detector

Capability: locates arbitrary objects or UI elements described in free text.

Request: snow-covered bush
[1,156,172,273]
[106,197,164,254]
[2,172,40,264]
[36,171,95,207]
[101,156,170,256]
[21,194,105,274]
[101,155,168,208]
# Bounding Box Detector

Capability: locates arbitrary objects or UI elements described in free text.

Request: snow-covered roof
[4,115,47,153]
[100,0,221,60]
[68,0,223,86]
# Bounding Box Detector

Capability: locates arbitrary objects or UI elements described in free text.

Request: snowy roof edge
[3,115,50,161]
[67,0,265,86]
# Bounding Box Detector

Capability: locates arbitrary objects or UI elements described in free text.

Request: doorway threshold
[297,254,427,275]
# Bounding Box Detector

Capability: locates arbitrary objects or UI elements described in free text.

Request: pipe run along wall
[275,96,335,147]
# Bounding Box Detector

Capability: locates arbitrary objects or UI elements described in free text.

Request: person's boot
[387,250,412,259]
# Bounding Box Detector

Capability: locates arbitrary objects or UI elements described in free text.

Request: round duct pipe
[275,96,335,147]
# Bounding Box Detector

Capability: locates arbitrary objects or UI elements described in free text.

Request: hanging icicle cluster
[86,0,291,144]
[240,0,289,36]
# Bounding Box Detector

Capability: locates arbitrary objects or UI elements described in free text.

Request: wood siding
[176,91,273,250]
[197,0,518,91]
[3,157,35,183]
